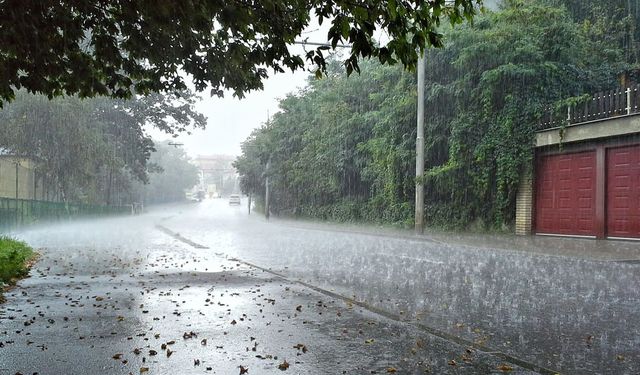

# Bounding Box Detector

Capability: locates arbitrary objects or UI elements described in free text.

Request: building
[0,154,43,200]
[192,155,238,196]
[516,85,640,239]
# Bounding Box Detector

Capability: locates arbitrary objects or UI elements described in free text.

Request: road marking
[155,225,209,249]
[156,223,560,375]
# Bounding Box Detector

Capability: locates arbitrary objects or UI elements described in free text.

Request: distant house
[0,151,43,200]
[193,154,238,196]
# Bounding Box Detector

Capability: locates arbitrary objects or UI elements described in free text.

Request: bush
[0,237,34,286]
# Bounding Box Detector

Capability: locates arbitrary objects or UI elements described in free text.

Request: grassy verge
[0,237,36,302]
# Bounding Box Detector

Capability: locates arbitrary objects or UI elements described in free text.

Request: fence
[536,84,640,130]
[0,198,132,231]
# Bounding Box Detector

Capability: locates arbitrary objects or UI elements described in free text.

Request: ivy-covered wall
[235,0,633,230]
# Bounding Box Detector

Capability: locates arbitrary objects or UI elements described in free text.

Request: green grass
[0,236,35,286]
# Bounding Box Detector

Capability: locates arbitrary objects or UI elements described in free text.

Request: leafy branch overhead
[0,0,482,104]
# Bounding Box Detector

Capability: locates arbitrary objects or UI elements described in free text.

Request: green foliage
[0,237,34,285]
[133,141,200,204]
[423,0,625,227]
[0,0,482,105]
[235,1,629,229]
[0,90,205,205]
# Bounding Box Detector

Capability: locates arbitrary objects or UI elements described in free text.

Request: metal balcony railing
[536,84,640,131]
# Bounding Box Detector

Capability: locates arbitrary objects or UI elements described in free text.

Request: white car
[228,194,241,205]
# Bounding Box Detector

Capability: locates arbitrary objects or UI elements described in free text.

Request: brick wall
[515,174,533,236]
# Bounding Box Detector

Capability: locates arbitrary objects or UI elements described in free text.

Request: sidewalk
[273,218,640,262]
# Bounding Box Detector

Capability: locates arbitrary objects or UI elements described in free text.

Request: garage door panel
[577,197,592,208]
[535,151,596,236]
[607,146,640,238]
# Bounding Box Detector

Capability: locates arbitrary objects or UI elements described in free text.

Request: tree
[0,90,205,204]
[134,141,200,204]
[235,0,628,229]
[0,0,483,105]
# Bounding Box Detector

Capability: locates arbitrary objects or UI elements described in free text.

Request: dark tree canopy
[0,0,482,104]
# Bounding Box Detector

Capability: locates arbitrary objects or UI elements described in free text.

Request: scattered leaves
[293,343,308,353]
[278,360,290,370]
[497,364,513,372]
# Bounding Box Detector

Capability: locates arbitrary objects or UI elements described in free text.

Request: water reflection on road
[163,199,640,375]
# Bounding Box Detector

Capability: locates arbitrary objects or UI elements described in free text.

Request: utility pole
[265,158,270,220]
[415,52,426,234]
[15,161,19,200]
[265,110,271,221]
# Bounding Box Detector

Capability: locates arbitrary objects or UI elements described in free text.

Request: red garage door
[607,146,640,238]
[535,151,597,236]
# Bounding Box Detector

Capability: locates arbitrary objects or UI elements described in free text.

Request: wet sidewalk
[274,218,640,262]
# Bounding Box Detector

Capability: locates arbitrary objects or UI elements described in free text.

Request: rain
[0,1,639,375]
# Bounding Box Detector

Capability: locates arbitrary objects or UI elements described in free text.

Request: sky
[150,24,331,158]
[149,64,311,158]
[183,68,309,157]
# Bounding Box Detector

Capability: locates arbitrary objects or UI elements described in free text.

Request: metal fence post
[626,87,632,115]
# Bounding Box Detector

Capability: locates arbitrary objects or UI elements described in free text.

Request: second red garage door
[535,151,597,236]
[607,145,640,238]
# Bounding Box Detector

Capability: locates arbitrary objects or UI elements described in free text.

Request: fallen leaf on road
[293,343,308,353]
[448,360,457,366]
[386,367,397,373]
[497,364,513,372]
[140,367,149,374]
[113,353,123,360]
[585,335,594,347]
[364,339,375,344]
[239,365,249,374]
[278,360,290,370]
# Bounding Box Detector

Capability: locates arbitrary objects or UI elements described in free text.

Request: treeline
[235,0,634,229]
[0,91,204,206]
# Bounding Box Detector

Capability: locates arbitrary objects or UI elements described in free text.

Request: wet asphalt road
[1,199,639,374]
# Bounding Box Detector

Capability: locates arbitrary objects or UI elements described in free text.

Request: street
[1,199,639,374]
